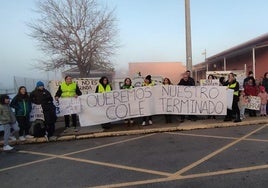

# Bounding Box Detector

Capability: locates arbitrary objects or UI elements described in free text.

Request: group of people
[2,71,268,150]
[222,71,268,123]
[0,75,82,151]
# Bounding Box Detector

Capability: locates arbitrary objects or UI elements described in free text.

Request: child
[238,90,248,119]
[163,77,173,123]
[121,78,135,125]
[10,86,33,141]
[258,86,268,116]
[0,94,19,151]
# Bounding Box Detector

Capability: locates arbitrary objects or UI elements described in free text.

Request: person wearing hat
[55,75,82,132]
[0,94,20,151]
[30,81,57,141]
[141,75,154,126]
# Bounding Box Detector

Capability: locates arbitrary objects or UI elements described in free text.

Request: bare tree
[28,0,119,77]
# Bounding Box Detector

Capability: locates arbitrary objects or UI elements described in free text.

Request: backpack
[32,119,46,137]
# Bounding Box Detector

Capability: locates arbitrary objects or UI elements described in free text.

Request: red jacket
[244,85,258,96]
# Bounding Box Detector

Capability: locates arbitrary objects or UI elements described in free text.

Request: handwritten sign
[200,79,219,86]
[48,78,99,96]
[246,96,261,110]
[78,85,228,127]
[55,97,81,116]
[30,97,81,121]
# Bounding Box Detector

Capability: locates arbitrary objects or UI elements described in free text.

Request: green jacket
[10,95,32,117]
[0,104,16,125]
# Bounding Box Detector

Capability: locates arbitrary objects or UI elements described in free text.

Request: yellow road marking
[167,132,268,142]
[170,124,267,178]
[167,132,237,140]
[0,157,55,172]
[63,134,156,156]
[89,164,268,188]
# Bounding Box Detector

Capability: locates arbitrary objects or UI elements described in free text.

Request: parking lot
[1,123,268,188]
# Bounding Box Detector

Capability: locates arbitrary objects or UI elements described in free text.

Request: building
[193,33,268,83]
[128,62,186,84]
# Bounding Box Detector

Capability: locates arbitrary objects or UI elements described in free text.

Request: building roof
[206,33,268,63]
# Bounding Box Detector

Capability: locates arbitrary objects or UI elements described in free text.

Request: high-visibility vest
[228,82,239,96]
[98,84,112,93]
[61,82,77,97]
[142,81,155,86]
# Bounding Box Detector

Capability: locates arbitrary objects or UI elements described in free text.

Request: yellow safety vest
[61,82,77,97]
[228,82,239,96]
[142,81,155,86]
[98,84,111,93]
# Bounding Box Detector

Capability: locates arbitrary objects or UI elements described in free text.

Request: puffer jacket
[0,104,16,125]
[10,94,32,116]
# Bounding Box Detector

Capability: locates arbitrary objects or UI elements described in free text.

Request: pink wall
[129,62,186,84]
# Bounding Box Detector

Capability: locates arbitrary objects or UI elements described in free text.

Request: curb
[1,119,268,146]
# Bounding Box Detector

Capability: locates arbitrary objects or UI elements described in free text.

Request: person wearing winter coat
[30,81,57,141]
[0,94,20,151]
[10,86,33,141]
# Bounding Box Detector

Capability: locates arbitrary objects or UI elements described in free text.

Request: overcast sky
[1,0,268,88]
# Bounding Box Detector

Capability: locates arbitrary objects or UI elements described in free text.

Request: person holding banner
[121,77,135,125]
[207,75,216,119]
[55,75,82,132]
[95,76,113,129]
[178,72,197,122]
[30,81,57,141]
[141,75,154,126]
[163,77,173,123]
[10,86,33,141]
[224,73,241,122]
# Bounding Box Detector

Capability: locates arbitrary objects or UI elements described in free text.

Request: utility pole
[185,0,192,75]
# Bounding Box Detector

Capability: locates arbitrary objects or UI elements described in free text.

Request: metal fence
[0,76,49,94]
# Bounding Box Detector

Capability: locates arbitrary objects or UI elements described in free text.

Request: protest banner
[55,97,82,116]
[78,85,228,127]
[30,97,81,121]
[200,79,219,86]
[246,96,261,110]
[30,104,44,121]
[48,78,99,96]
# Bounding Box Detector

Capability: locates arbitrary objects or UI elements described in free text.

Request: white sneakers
[9,136,16,141]
[25,135,34,139]
[3,145,14,151]
[142,120,153,126]
[19,135,34,141]
[19,136,26,141]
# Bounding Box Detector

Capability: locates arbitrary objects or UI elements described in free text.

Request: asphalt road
[1,124,268,188]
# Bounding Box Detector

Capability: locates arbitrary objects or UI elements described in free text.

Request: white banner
[55,97,82,116]
[48,78,99,97]
[30,97,81,121]
[79,85,228,127]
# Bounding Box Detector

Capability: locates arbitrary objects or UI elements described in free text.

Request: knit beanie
[36,81,44,87]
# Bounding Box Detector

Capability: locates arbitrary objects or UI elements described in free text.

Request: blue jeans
[3,122,19,146]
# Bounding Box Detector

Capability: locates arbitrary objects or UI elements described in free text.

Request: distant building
[61,67,114,81]
[128,62,186,84]
[193,33,268,83]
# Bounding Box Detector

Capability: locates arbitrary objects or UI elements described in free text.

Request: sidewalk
[1,115,268,146]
